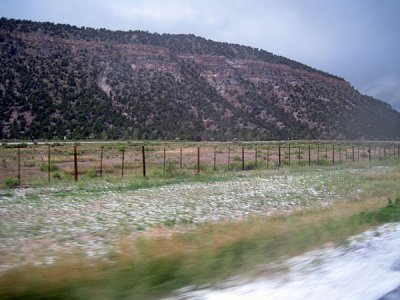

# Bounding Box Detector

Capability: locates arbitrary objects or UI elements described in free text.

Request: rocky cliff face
[0,18,399,140]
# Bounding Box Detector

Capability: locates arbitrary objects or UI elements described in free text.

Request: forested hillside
[1,18,399,140]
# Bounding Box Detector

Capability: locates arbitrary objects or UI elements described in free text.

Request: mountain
[0,17,399,140]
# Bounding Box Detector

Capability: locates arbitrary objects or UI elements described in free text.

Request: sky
[1,0,399,110]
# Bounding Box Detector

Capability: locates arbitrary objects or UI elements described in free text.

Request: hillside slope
[0,18,399,140]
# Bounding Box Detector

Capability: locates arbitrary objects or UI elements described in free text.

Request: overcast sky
[1,0,399,110]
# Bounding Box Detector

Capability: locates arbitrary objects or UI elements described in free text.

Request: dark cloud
[1,0,399,110]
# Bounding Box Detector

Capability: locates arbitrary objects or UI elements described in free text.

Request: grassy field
[1,140,399,187]
[1,159,400,299]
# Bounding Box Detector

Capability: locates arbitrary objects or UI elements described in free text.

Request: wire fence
[1,141,399,186]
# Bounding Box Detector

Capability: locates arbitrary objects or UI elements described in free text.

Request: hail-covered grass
[0,164,400,272]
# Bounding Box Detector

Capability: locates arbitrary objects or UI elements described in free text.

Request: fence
[1,142,399,185]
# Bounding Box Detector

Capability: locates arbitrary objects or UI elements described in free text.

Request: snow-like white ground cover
[0,166,390,271]
[168,223,400,300]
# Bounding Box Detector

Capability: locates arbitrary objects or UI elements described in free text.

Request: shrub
[4,177,19,188]
[39,162,58,172]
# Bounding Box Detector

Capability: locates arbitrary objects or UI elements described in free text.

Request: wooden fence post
[267,147,270,168]
[317,145,320,163]
[74,143,78,182]
[288,144,291,166]
[308,145,311,166]
[48,145,51,183]
[352,146,355,162]
[332,145,335,165]
[142,145,146,177]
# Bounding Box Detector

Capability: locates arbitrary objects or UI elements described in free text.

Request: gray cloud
[1,0,399,110]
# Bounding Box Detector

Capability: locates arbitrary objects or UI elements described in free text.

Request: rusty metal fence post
[197,147,200,174]
[242,146,245,171]
[142,145,146,177]
[278,145,281,167]
[73,143,78,182]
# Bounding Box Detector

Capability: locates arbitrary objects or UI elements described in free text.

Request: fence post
[332,145,335,165]
[255,146,257,165]
[228,146,231,171]
[17,147,21,185]
[267,147,270,168]
[180,147,182,169]
[288,144,290,166]
[197,147,200,174]
[142,145,146,177]
[308,145,311,166]
[384,145,386,159]
[339,145,342,161]
[214,146,217,171]
[317,145,320,163]
[121,147,125,178]
[398,144,400,159]
[352,146,355,162]
[47,145,51,183]
[99,146,103,178]
[242,146,245,171]
[368,145,371,161]
[357,145,360,160]
[278,145,281,167]
[74,143,78,182]
[163,147,166,173]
